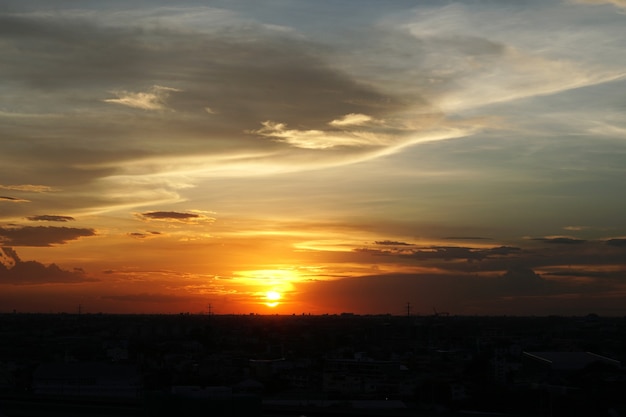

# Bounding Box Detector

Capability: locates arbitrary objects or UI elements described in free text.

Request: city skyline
[1,0,625,315]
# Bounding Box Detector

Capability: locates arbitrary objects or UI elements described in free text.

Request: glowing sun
[265,290,281,307]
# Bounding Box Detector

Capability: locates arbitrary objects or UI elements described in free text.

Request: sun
[266,291,281,301]
[265,290,281,308]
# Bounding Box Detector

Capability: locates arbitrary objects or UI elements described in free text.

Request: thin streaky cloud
[104,85,181,111]
[329,113,374,127]
[0,196,30,203]
[569,0,626,10]
[0,185,57,192]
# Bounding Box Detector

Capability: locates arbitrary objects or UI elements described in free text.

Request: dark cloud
[0,226,95,246]
[140,211,199,220]
[497,267,552,296]
[486,246,522,256]
[543,270,613,278]
[0,13,147,90]
[606,238,626,247]
[296,262,625,315]
[443,236,492,240]
[0,247,96,285]
[0,10,401,119]
[358,244,521,262]
[293,272,520,315]
[375,240,412,246]
[128,231,162,239]
[532,237,587,244]
[0,196,30,203]
[137,211,215,225]
[0,247,20,267]
[27,215,75,222]
[351,238,626,280]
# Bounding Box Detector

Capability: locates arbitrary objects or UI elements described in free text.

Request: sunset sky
[1,0,625,315]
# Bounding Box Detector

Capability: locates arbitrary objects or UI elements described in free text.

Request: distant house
[234,378,264,394]
[171,385,232,398]
[248,358,287,381]
[0,362,13,389]
[522,351,620,384]
[32,362,141,398]
[323,358,405,397]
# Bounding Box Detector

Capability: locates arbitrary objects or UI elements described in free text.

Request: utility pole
[406,302,411,317]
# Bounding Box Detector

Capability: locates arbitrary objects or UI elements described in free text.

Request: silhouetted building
[32,362,141,398]
[323,356,406,397]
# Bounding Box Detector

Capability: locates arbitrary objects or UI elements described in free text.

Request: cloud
[375,240,413,246]
[0,247,96,285]
[27,215,75,222]
[606,238,626,247]
[358,244,522,262]
[563,226,592,231]
[570,0,626,10]
[532,236,587,244]
[443,236,493,240]
[251,120,395,150]
[104,85,181,110]
[0,196,30,203]
[497,267,552,296]
[137,211,215,224]
[0,226,96,247]
[328,113,374,127]
[0,184,56,192]
[128,231,161,239]
[369,2,626,115]
[543,270,612,278]
[0,247,20,268]
[292,270,557,315]
[0,7,427,201]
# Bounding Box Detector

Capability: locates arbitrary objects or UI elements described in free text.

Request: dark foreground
[1,313,625,416]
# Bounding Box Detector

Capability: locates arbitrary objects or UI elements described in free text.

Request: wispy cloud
[104,85,181,110]
[251,120,394,149]
[0,184,57,192]
[569,0,626,10]
[532,236,588,244]
[329,113,375,127]
[0,196,30,203]
[128,231,162,239]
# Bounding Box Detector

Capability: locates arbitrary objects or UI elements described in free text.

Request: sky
[1,0,625,315]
